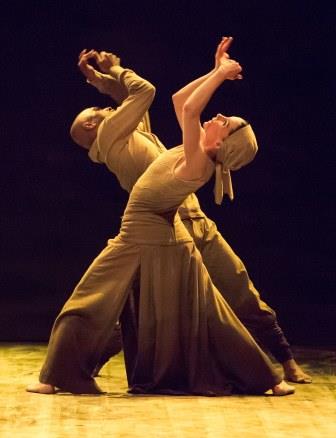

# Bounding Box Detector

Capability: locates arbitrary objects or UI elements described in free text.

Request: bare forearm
[183,69,226,118]
[180,70,225,166]
[172,69,216,128]
[173,69,216,104]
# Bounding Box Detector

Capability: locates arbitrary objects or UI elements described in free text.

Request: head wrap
[214,124,258,204]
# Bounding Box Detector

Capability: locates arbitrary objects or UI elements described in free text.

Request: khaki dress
[117,145,282,395]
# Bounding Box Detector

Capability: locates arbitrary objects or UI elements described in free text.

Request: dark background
[1,1,335,347]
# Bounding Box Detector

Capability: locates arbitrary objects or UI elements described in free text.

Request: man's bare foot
[26,382,56,394]
[272,380,295,396]
[283,359,312,383]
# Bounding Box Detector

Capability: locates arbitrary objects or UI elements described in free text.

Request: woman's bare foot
[283,359,312,383]
[272,380,295,396]
[26,382,56,394]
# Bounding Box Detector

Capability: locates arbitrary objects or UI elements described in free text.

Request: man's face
[70,106,114,149]
[79,106,113,124]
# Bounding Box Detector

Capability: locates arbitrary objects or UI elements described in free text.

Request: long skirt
[39,237,281,394]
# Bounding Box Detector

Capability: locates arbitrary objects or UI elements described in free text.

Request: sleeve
[96,66,156,161]
[141,111,152,133]
[87,70,128,105]
[88,67,153,132]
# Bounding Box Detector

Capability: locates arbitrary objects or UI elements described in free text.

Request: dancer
[27,38,294,395]
[74,39,310,383]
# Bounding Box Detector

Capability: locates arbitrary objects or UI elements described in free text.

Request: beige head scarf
[214,124,258,204]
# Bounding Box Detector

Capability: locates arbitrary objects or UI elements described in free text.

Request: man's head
[70,106,113,149]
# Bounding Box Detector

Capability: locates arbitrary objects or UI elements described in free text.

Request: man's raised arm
[94,51,155,151]
[78,49,152,133]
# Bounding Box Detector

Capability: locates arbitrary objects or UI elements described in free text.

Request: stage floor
[1,344,335,437]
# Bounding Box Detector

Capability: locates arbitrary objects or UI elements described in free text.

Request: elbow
[130,78,156,103]
[172,92,183,108]
[143,81,156,104]
[172,93,181,113]
[182,102,198,118]
[146,81,156,96]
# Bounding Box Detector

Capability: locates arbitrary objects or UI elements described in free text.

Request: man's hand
[95,51,121,74]
[214,36,233,69]
[77,48,127,102]
[78,49,100,82]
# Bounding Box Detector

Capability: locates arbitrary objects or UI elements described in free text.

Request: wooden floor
[0,344,335,438]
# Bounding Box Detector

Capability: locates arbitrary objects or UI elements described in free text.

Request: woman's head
[213,123,258,204]
[216,123,258,171]
[203,114,246,148]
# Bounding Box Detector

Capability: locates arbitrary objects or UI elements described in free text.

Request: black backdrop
[1,0,335,346]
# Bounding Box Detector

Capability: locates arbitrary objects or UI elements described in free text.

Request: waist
[178,194,205,220]
[120,212,192,245]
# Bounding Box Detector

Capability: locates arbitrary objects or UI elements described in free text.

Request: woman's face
[203,114,244,145]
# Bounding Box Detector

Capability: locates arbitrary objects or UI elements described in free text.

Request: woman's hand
[214,36,233,69]
[218,56,243,80]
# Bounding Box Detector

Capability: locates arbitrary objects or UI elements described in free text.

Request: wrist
[108,65,126,80]
[86,70,101,86]
[216,65,230,80]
